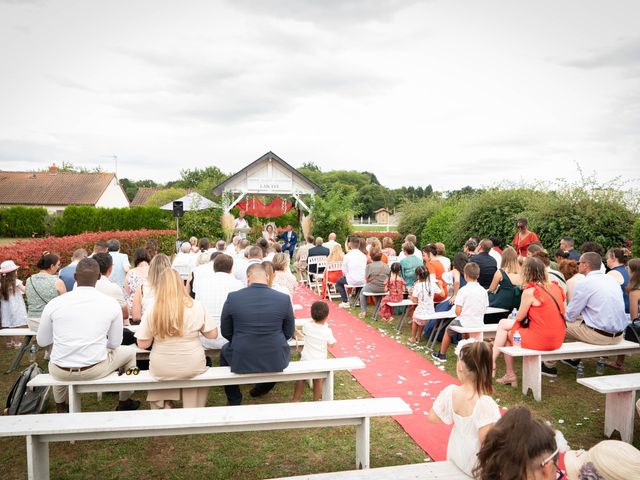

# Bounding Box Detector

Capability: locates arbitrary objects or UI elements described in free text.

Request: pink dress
[379,277,406,320]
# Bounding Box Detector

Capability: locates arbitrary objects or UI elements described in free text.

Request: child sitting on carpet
[427,339,500,476]
[292,301,337,401]
[432,262,488,362]
[409,266,441,343]
[378,262,406,322]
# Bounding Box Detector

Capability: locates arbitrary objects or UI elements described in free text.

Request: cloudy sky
[1,0,639,190]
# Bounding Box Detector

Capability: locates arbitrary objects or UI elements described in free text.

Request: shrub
[0,206,48,237]
[311,191,355,246]
[633,216,640,257]
[144,188,188,207]
[421,200,467,255]
[178,208,224,242]
[0,229,176,281]
[52,206,171,236]
[397,197,443,246]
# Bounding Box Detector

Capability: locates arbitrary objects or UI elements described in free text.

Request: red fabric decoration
[238,197,293,218]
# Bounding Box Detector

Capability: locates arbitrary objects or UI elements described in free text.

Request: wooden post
[604,391,636,443]
[355,417,370,469]
[27,435,49,480]
[522,355,542,401]
[322,371,334,401]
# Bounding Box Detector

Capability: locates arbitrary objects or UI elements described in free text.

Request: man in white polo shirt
[37,258,140,413]
[335,238,367,309]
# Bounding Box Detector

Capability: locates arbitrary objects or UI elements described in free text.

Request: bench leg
[522,355,542,401]
[604,391,636,443]
[321,371,334,401]
[372,298,382,321]
[68,385,82,413]
[6,335,33,374]
[27,435,49,480]
[355,417,370,469]
[395,307,409,333]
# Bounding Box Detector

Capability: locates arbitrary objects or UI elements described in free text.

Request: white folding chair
[324,261,343,300]
[306,256,327,291]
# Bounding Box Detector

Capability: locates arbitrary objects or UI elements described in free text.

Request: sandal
[496,374,517,387]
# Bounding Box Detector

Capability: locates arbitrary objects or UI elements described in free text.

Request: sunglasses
[117,366,139,376]
[540,448,566,480]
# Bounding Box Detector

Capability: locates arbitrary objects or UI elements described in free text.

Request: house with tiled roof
[0,164,130,213]
[130,187,160,206]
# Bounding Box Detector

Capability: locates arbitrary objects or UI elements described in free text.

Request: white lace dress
[432,384,501,476]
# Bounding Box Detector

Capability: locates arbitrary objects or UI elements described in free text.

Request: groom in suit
[219,262,295,405]
[278,224,298,257]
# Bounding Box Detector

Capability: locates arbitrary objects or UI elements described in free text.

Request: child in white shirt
[432,262,488,361]
[409,266,441,343]
[292,301,337,401]
[0,260,27,348]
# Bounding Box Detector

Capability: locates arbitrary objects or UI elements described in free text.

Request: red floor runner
[294,286,457,461]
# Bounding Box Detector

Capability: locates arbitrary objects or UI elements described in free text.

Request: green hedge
[397,197,444,246]
[178,208,224,241]
[633,216,640,257]
[0,206,48,237]
[52,206,171,236]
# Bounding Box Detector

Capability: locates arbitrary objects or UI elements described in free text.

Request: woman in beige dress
[135,268,218,409]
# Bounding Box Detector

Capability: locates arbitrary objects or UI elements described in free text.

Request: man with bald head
[37,258,140,413]
[323,232,338,251]
[219,263,295,405]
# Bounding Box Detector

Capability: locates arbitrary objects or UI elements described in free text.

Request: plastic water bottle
[576,361,585,379]
[596,357,605,375]
[28,344,37,363]
[510,308,517,319]
[513,330,521,349]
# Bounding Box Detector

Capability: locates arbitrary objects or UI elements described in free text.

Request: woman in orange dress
[492,257,566,386]
[512,217,540,259]
[421,244,449,302]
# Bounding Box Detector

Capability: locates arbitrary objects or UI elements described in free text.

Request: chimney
[49,163,58,175]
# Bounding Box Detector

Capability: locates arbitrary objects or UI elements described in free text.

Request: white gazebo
[212,151,323,214]
[160,192,220,212]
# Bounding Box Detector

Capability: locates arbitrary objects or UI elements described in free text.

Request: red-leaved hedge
[0,229,176,281]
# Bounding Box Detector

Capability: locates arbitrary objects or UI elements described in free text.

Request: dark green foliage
[0,206,48,237]
[311,190,354,245]
[397,197,443,246]
[52,206,171,236]
[178,208,224,241]
[633,217,640,257]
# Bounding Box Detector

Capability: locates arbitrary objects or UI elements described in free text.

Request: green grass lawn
[0,345,426,480]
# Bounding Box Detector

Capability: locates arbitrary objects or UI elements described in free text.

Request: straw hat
[564,440,640,480]
[0,260,19,274]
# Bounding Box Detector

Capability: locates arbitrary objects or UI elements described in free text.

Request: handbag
[625,319,640,343]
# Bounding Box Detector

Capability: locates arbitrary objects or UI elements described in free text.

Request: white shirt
[323,239,338,250]
[489,249,502,269]
[172,252,196,278]
[412,277,442,319]
[342,250,367,286]
[37,286,122,367]
[454,281,489,327]
[192,262,215,294]
[301,321,336,361]
[435,256,451,272]
[234,258,262,286]
[95,275,126,308]
[398,250,423,262]
[195,271,243,349]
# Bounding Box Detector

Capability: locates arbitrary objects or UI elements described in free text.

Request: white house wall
[95,178,130,208]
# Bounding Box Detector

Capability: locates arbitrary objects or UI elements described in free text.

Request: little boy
[431,262,488,361]
[292,301,337,401]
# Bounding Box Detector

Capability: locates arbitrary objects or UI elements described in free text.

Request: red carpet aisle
[294,286,457,461]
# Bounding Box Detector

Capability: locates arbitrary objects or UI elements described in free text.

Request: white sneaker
[339,302,350,309]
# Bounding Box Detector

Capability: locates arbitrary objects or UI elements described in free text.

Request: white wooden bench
[271,460,470,479]
[500,340,640,401]
[448,323,499,341]
[362,292,387,320]
[28,357,365,412]
[577,373,640,443]
[0,328,37,373]
[388,300,416,333]
[0,397,411,480]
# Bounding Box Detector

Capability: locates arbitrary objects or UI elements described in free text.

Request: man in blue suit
[220,262,295,405]
[278,224,298,257]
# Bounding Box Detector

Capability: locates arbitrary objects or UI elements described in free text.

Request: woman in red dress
[379,262,406,322]
[492,257,566,386]
[321,244,345,299]
[512,217,541,259]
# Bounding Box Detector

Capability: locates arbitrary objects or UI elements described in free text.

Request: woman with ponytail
[427,339,500,476]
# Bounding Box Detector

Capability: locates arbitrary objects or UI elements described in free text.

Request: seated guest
[262,224,276,243]
[580,241,606,273]
[233,245,263,286]
[58,248,88,292]
[432,242,450,272]
[397,234,422,261]
[606,247,630,313]
[488,236,503,268]
[215,240,226,252]
[436,252,469,313]
[225,236,241,256]
[422,244,448,301]
[470,239,497,289]
[432,263,488,361]
[381,236,396,258]
[135,268,218,409]
[90,240,108,257]
[378,262,406,322]
[428,340,500,476]
[532,250,567,295]
[107,239,130,288]
[369,238,388,263]
[307,237,330,275]
[560,236,581,261]
[492,257,566,383]
[565,252,628,348]
[272,253,298,296]
[322,232,339,251]
[554,248,570,265]
[293,235,314,281]
[487,246,522,311]
[132,253,172,323]
[409,266,441,343]
[564,439,640,480]
[559,259,583,302]
[124,247,151,315]
[197,237,211,254]
[321,244,345,299]
[400,242,422,289]
[92,253,129,322]
[336,238,368,309]
[172,241,195,274]
[358,247,390,319]
[190,236,200,253]
[512,217,541,259]
[463,239,477,255]
[189,251,216,297]
[474,407,562,480]
[26,252,66,332]
[194,253,243,350]
[36,258,139,413]
[145,239,158,259]
[278,224,297,257]
[220,263,295,405]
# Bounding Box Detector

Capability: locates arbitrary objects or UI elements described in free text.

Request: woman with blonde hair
[487,246,522,311]
[321,244,345,299]
[136,268,217,409]
[132,253,172,323]
[272,253,298,295]
[382,237,396,258]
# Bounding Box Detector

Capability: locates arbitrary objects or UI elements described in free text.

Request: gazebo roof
[211,151,323,196]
